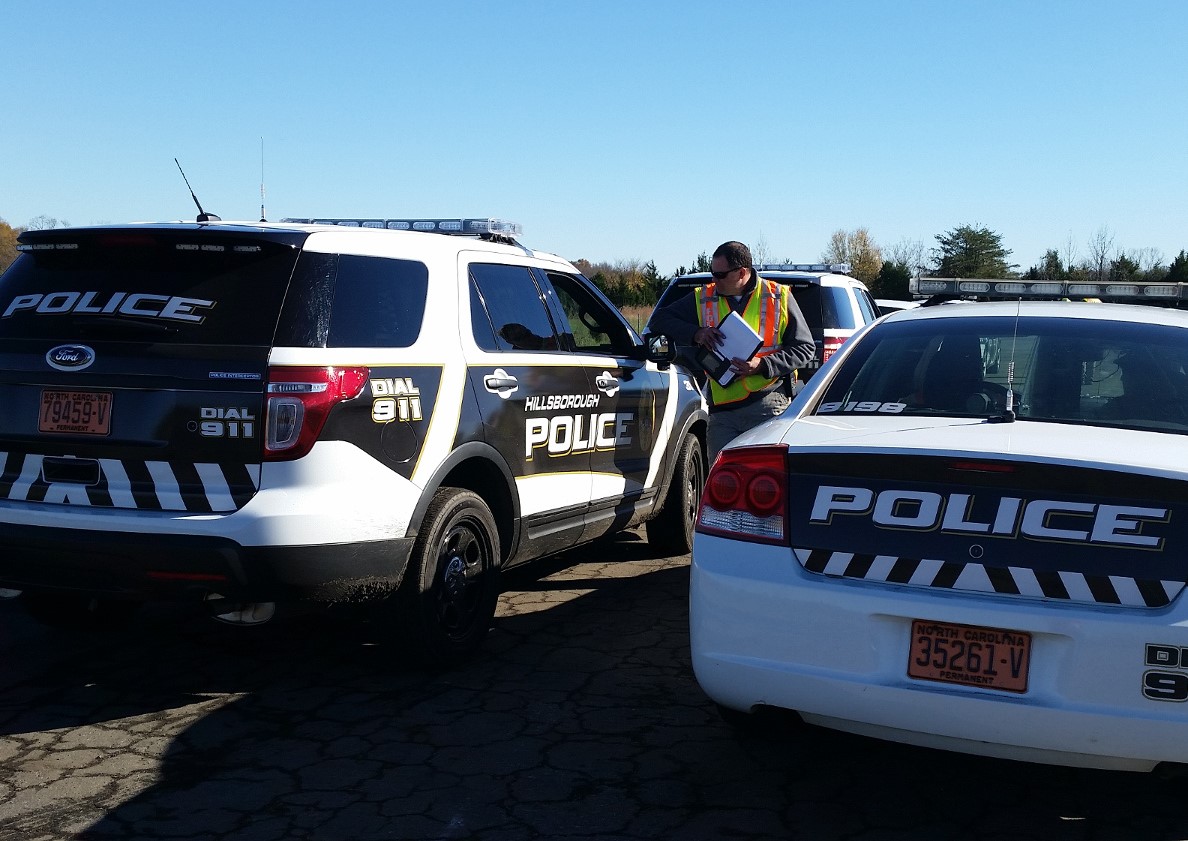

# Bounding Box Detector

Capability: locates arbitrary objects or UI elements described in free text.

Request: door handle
[484,370,519,393]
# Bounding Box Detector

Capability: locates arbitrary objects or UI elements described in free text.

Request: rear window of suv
[1,230,300,346]
[274,253,429,348]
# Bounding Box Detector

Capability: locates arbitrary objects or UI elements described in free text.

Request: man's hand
[729,356,764,377]
[694,326,723,350]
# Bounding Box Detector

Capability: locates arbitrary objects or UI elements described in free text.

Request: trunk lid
[0,226,304,512]
[781,417,1188,607]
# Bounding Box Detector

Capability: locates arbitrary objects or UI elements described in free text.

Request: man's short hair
[713,241,753,271]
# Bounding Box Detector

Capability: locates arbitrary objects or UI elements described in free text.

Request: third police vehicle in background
[649,264,880,385]
[0,215,707,666]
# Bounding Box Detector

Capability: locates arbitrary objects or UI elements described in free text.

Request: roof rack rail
[280,217,523,240]
[757,263,852,274]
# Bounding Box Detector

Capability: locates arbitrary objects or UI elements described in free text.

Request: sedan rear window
[816,315,1188,434]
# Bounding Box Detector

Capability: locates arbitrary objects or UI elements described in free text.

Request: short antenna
[259,138,267,222]
[174,158,220,223]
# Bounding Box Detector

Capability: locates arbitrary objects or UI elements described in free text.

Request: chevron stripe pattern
[797,547,1185,609]
[0,452,260,513]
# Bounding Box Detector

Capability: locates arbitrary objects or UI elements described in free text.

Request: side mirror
[645,333,677,367]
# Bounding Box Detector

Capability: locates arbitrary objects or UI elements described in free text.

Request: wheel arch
[408,442,521,567]
[649,405,709,519]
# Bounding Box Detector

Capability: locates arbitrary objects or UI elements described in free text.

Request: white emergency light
[280,217,523,238]
[758,263,852,274]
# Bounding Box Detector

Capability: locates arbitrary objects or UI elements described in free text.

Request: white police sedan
[691,300,1188,772]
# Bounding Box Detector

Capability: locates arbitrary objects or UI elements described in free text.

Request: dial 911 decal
[1144,644,1188,702]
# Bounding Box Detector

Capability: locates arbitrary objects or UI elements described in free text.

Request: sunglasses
[710,266,744,280]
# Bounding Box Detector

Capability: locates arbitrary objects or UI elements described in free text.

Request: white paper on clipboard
[697,311,763,386]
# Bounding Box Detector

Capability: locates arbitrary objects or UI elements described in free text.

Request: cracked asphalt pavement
[1,530,1186,840]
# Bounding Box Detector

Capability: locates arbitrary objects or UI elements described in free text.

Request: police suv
[692,297,1188,771]
[0,217,708,665]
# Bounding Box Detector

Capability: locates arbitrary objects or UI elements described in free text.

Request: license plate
[908,619,1030,693]
[39,390,113,435]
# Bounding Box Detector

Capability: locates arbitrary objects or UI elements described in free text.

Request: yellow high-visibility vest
[695,279,790,406]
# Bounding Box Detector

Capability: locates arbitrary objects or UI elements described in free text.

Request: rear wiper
[70,316,178,335]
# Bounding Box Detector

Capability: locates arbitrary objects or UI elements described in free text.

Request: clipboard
[694,311,763,386]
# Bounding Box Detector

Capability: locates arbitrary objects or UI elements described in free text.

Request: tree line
[4,215,1185,309]
[577,224,1188,309]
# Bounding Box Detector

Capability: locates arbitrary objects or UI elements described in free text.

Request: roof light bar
[758,263,852,274]
[911,276,1188,303]
[280,217,523,238]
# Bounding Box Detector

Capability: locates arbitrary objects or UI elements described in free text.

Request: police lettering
[809,485,1168,548]
[525,412,632,459]
[525,394,600,412]
[2,291,215,323]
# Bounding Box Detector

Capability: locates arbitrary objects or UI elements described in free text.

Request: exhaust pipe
[204,593,276,626]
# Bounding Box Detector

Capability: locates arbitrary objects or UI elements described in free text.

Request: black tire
[645,432,705,556]
[396,488,501,667]
[20,592,141,631]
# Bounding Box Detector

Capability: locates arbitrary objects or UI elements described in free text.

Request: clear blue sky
[3,1,1185,276]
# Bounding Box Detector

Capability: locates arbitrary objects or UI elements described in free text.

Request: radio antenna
[990,297,1021,423]
[174,158,220,223]
[259,138,267,222]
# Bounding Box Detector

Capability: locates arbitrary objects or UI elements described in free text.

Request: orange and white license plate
[908,619,1030,693]
[39,390,113,436]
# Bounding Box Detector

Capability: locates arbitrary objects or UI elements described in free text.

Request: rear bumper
[690,532,1188,772]
[0,521,413,602]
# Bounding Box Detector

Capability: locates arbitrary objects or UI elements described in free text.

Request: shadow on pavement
[0,531,1186,840]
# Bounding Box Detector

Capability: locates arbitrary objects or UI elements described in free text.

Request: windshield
[815,315,1188,434]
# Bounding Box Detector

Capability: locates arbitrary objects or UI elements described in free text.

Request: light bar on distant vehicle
[279,217,523,238]
[758,263,852,274]
[910,277,1187,302]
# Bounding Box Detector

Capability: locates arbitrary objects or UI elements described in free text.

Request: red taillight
[263,366,369,461]
[697,445,789,544]
[822,336,845,362]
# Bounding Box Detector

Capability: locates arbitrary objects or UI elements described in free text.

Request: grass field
[621,305,653,334]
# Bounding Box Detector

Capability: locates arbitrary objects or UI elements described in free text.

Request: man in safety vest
[650,241,815,461]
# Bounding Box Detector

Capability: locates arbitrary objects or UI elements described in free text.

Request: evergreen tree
[933,225,1015,277]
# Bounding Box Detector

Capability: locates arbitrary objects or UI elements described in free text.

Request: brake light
[264,366,369,460]
[822,336,845,362]
[696,445,789,544]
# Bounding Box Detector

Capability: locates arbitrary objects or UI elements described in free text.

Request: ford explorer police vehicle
[0,216,708,666]
[691,299,1188,771]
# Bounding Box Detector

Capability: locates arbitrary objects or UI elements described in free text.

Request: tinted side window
[854,287,879,324]
[469,263,559,352]
[788,285,823,335]
[275,252,336,347]
[545,272,634,354]
[822,287,856,329]
[327,256,428,348]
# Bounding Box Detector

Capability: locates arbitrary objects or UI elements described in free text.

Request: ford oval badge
[46,344,96,372]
